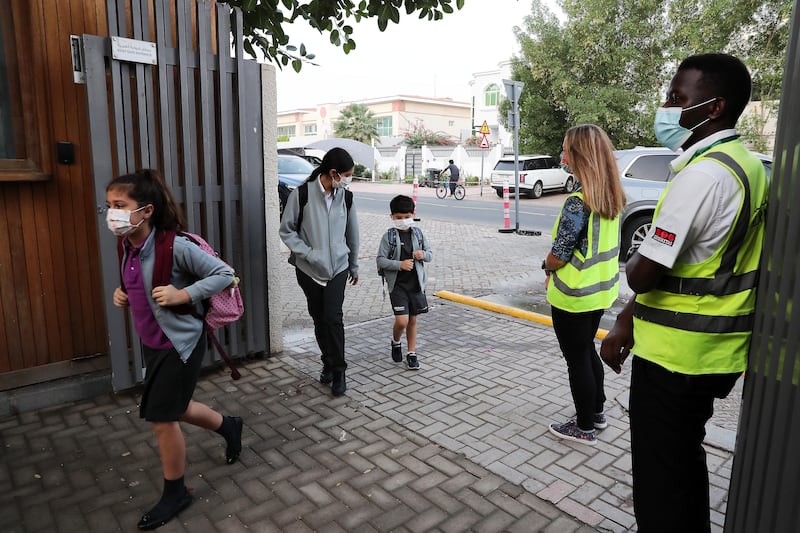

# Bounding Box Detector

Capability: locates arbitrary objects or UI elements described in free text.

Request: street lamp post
[502,79,524,232]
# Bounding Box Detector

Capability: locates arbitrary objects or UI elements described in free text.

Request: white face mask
[106,206,146,237]
[333,172,352,189]
[392,217,415,230]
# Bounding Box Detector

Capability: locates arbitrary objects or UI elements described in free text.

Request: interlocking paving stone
[3,200,745,532]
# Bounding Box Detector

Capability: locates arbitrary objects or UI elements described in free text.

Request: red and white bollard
[412,176,419,218]
[503,178,510,229]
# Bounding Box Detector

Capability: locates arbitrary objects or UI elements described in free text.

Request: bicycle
[435,169,465,200]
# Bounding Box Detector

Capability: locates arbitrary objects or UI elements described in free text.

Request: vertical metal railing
[85,0,267,390]
[726,1,800,530]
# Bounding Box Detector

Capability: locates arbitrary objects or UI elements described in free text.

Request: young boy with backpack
[376,195,433,370]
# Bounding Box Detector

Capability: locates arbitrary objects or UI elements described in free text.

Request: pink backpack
[181,232,245,330]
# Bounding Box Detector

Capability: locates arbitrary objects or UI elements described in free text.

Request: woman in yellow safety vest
[543,124,626,446]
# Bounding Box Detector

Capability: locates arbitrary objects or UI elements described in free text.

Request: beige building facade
[277,95,472,146]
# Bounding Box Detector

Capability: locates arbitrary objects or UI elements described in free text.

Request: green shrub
[465,175,479,185]
[404,175,416,184]
[354,163,367,176]
[379,166,397,180]
[362,168,372,179]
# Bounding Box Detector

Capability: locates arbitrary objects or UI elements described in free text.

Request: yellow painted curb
[434,290,608,340]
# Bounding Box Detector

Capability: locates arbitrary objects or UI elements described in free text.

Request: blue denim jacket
[120,230,235,362]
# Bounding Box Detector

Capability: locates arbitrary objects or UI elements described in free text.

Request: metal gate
[81,0,267,390]
[725,1,800,530]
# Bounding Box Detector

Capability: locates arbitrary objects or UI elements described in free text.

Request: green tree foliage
[228,0,464,72]
[500,58,569,156]
[333,103,380,144]
[402,123,455,147]
[509,0,790,152]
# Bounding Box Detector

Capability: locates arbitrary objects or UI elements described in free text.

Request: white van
[490,155,575,198]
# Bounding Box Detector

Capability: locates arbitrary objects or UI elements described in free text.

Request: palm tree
[333,104,380,145]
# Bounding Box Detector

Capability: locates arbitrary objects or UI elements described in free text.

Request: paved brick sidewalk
[1,348,594,532]
[1,189,740,531]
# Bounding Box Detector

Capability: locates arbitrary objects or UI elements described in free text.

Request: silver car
[617,147,772,259]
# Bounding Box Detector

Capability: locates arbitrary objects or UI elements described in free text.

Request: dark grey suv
[617,147,772,259]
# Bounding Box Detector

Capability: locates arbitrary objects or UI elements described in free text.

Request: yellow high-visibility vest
[547,191,620,313]
[633,140,768,374]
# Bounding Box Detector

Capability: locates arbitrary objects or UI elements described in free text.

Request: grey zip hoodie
[279,179,359,282]
[376,227,432,293]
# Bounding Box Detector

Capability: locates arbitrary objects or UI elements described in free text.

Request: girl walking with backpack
[106,169,243,530]
[279,147,360,397]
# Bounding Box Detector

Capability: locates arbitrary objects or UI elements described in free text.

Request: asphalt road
[350,183,567,233]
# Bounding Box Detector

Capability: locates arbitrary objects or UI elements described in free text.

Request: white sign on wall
[111,36,157,65]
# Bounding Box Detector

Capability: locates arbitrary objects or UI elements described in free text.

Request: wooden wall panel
[0,0,110,379]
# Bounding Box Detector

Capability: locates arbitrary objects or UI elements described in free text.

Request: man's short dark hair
[390,194,415,215]
[678,53,752,121]
[449,159,454,164]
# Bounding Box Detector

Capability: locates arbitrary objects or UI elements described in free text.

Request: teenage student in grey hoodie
[279,147,360,396]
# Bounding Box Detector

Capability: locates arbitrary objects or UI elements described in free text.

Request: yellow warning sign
[479,121,491,135]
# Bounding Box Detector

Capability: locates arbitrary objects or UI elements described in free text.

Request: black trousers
[551,306,605,431]
[296,268,348,372]
[630,356,739,533]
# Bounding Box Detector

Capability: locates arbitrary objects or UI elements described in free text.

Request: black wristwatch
[541,259,553,274]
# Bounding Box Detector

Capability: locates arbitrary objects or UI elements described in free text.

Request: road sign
[502,79,524,102]
[479,135,491,149]
[479,121,491,135]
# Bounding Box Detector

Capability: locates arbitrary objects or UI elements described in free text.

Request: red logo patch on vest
[652,227,676,246]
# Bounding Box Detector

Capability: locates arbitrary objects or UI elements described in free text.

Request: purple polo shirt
[123,238,173,350]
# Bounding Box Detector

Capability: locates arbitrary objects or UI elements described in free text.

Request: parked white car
[490,155,575,199]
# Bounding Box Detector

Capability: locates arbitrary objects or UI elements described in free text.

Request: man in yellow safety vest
[600,54,769,532]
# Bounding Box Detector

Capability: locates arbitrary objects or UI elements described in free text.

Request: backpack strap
[152,230,177,288]
[295,182,309,232]
[411,226,424,250]
[116,237,127,293]
[387,227,399,260]
[344,188,353,211]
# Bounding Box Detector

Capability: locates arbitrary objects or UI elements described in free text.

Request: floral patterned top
[551,183,590,261]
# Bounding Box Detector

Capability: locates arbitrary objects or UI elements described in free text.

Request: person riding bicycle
[443,160,460,197]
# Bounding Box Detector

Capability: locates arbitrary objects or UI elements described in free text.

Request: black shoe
[331,371,346,397]
[406,353,420,370]
[225,416,243,464]
[320,367,333,384]
[391,340,403,363]
[137,488,193,530]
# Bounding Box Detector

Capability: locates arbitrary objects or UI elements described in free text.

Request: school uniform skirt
[139,336,206,422]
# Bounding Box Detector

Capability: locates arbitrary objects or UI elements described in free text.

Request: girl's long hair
[563,125,626,219]
[106,169,186,231]
[304,147,355,183]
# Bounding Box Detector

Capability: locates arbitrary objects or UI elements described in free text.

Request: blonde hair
[563,124,626,219]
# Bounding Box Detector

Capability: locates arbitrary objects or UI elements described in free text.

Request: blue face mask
[653,97,717,151]
[559,151,573,174]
